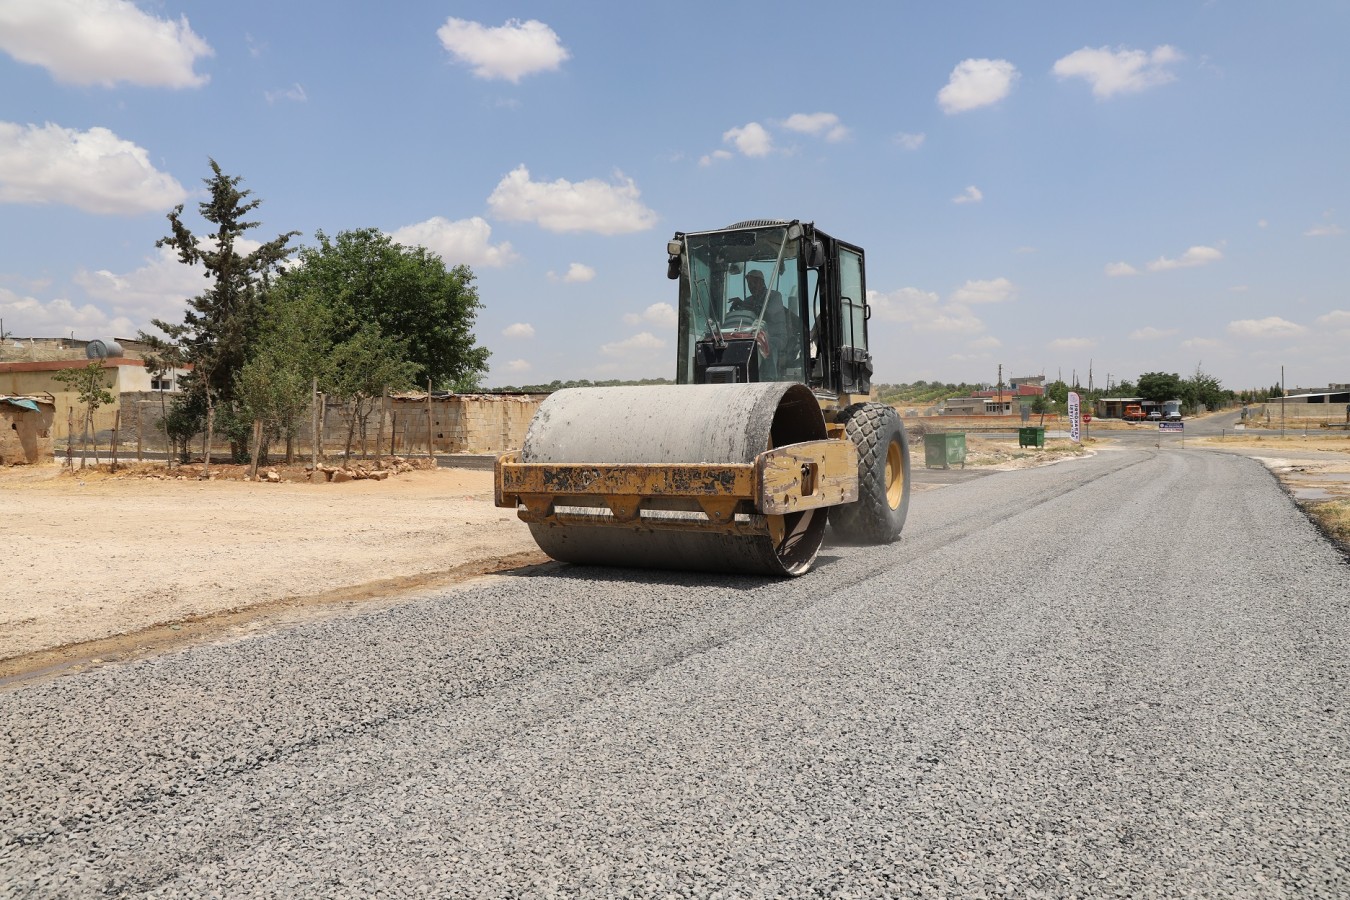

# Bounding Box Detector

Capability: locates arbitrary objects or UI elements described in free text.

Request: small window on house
[152,377,173,391]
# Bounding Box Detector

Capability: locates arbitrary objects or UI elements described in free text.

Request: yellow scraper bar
[495,438,858,526]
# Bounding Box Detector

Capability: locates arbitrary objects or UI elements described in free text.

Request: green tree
[326,327,418,462]
[148,159,298,462]
[53,361,115,467]
[1181,364,1227,412]
[1136,371,1184,404]
[1045,380,1069,405]
[137,335,185,469]
[273,228,489,390]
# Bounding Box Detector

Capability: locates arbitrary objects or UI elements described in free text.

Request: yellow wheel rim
[885,438,905,509]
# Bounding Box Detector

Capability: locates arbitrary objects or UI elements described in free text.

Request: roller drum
[521,382,828,576]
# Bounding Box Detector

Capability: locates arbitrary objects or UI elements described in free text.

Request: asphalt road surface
[4,444,1348,897]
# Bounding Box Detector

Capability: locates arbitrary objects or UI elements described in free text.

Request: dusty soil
[1,461,542,681]
[0,436,1085,684]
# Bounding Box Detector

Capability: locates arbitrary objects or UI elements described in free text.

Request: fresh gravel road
[3,444,1348,898]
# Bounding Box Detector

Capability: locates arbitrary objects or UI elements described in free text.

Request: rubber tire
[829,402,911,543]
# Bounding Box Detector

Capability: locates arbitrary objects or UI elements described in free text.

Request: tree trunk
[249,419,263,480]
[203,400,215,479]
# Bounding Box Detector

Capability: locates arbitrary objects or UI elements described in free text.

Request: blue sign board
[1158,421,1184,433]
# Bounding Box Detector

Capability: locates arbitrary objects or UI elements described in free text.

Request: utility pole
[1281,365,1286,438]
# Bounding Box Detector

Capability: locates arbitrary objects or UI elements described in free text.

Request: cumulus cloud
[622,302,677,328]
[0,285,134,338]
[1305,223,1343,237]
[1049,337,1097,351]
[73,244,204,324]
[1315,310,1350,332]
[1105,261,1138,277]
[722,122,774,158]
[436,17,569,83]
[503,359,531,374]
[388,216,518,267]
[950,277,1015,304]
[894,132,926,150]
[867,287,984,334]
[782,112,849,142]
[1181,337,1222,350]
[938,58,1019,114]
[547,263,596,283]
[0,0,212,88]
[967,336,1002,350]
[0,122,185,215]
[487,165,658,235]
[952,185,983,205]
[1227,317,1306,338]
[1146,245,1222,272]
[1053,45,1183,99]
[502,323,535,339]
[600,331,665,357]
[1130,326,1178,340]
[698,149,734,167]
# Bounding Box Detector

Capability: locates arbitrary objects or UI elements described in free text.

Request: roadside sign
[1158,421,1183,433]
[1067,391,1081,443]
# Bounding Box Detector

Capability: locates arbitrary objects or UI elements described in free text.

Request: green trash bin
[1018,426,1046,449]
[923,432,967,469]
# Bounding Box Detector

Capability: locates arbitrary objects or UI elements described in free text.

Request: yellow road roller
[495,219,910,576]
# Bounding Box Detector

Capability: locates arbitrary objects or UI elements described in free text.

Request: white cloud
[622,302,676,328]
[782,112,849,143]
[73,244,203,324]
[0,121,186,215]
[487,165,658,235]
[601,331,665,357]
[436,18,569,83]
[547,262,595,283]
[1227,317,1306,338]
[722,122,774,158]
[0,0,212,88]
[0,285,134,338]
[1181,337,1222,350]
[1053,45,1183,98]
[952,185,983,205]
[894,132,926,151]
[698,149,733,167]
[938,58,1019,114]
[967,336,1002,350]
[1305,223,1343,237]
[388,216,518,267]
[950,277,1015,304]
[1105,261,1138,277]
[1315,310,1350,332]
[1146,245,1222,272]
[1049,337,1097,351]
[502,323,535,339]
[1258,219,1269,228]
[867,287,984,334]
[503,359,531,374]
[264,83,307,104]
[1130,326,1178,340]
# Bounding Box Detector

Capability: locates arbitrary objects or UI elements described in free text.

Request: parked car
[1165,410,1182,421]
[1123,404,1146,421]
[1146,410,1162,420]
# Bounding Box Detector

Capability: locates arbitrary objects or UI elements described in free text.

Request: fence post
[311,378,320,470]
[110,410,121,472]
[426,380,434,461]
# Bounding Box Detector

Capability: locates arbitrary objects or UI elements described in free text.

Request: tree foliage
[145,159,298,460]
[271,229,489,390]
[1136,371,1184,404]
[53,361,115,465]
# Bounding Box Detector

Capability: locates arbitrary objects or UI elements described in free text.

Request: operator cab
[667,219,874,398]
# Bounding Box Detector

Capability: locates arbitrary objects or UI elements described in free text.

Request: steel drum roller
[519,382,829,576]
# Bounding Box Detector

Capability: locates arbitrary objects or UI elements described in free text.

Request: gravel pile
[3,446,1348,897]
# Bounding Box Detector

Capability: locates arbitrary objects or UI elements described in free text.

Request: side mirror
[667,256,680,280]
[806,240,826,269]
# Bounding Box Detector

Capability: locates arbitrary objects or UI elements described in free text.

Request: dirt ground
[0,461,542,681]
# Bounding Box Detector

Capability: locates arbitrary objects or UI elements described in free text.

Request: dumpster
[923,432,967,469]
[1018,426,1045,449]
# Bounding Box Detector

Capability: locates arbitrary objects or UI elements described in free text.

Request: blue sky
[1,1,1346,393]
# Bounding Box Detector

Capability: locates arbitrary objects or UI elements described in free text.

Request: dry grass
[1305,499,1350,552]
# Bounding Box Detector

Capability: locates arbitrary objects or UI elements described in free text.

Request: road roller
[495,219,910,576]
